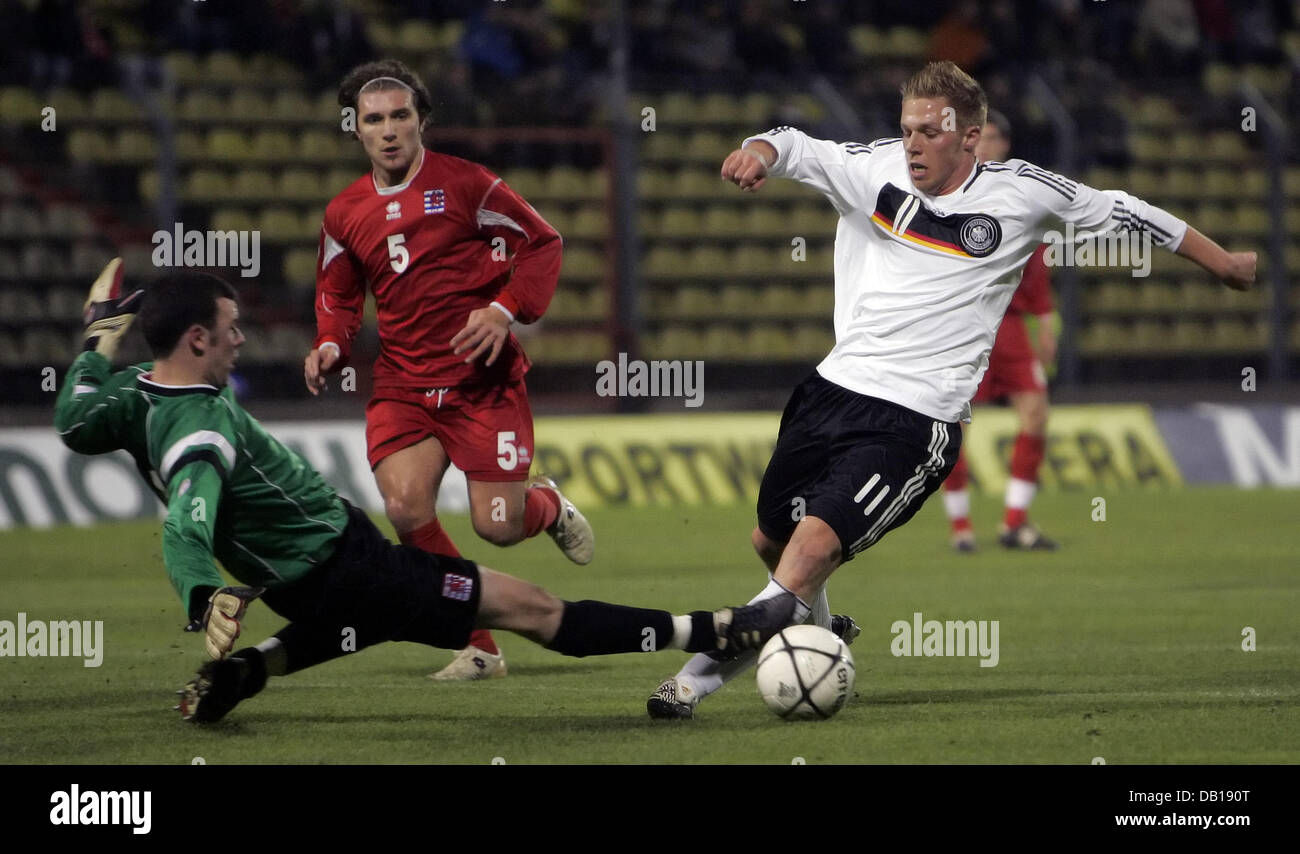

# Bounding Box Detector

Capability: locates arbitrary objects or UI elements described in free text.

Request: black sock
[271,623,356,675]
[547,600,684,657]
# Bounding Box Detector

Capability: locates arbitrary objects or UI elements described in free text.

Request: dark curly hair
[337,59,434,131]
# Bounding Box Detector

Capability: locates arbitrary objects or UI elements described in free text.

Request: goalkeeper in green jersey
[55,261,795,723]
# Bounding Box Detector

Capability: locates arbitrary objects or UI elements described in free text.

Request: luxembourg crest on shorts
[442,572,473,601]
[958,215,1001,257]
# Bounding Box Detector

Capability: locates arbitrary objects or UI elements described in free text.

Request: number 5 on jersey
[387,234,409,273]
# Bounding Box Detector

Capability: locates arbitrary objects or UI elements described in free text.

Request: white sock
[1005,477,1037,511]
[810,586,830,629]
[676,578,808,703]
[255,637,288,676]
[943,489,970,521]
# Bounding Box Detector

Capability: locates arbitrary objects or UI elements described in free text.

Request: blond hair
[900,61,988,134]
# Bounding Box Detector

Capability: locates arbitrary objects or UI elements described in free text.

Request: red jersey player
[303,60,594,680]
[941,110,1059,551]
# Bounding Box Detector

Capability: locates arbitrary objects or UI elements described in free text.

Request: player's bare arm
[304,343,340,394]
[1175,226,1257,291]
[451,305,511,366]
[721,140,776,191]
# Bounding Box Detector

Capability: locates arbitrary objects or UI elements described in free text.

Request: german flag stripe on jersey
[869,183,1003,258]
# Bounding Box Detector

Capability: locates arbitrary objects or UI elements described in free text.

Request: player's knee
[384,491,435,532]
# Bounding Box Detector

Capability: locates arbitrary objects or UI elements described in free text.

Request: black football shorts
[756,373,961,562]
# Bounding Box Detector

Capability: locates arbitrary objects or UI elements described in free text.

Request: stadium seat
[1231,205,1270,238]
[561,247,604,279]
[283,248,317,287]
[1206,131,1248,162]
[731,243,774,276]
[685,246,731,278]
[229,89,272,121]
[637,168,671,200]
[204,52,247,85]
[0,203,43,237]
[0,248,18,280]
[179,90,225,123]
[113,129,158,163]
[251,130,295,163]
[656,206,700,238]
[45,204,93,239]
[257,207,302,243]
[543,167,588,201]
[21,245,66,280]
[642,130,682,162]
[703,324,747,360]
[184,168,230,202]
[703,204,744,238]
[720,284,756,317]
[395,19,440,54]
[70,244,109,278]
[164,52,203,86]
[744,324,795,360]
[325,166,360,194]
[660,92,698,125]
[207,129,252,162]
[670,170,717,200]
[231,169,274,203]
[210,207,256,233]
[566,206,608,240]
[1201,63,1237,98]
[66,129,111,163]
[884,26,926,59]
[698,94,742,125]
[739,93,775,126]
[47,89,88,122]
[849,25,886,57]
[1134,96,1178,129]
[90,89,143,121]
[0,86,42,126]
[792,324,834,358]
[269,91,315,123]
[643,246,687,279]
[278,168,323,202]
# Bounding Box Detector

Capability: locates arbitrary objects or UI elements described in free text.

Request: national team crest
[424,189,445,214]
[958,215,1001,257]
[442,572,474,602]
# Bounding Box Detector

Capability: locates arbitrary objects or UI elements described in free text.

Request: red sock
[1004,433,1045,529]
[399,518,461,558]
[1009,433,1045,482]
[399,521,499,655]
[522,485,561,538]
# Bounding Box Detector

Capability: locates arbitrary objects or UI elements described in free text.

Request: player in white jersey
[648,61,1256,719]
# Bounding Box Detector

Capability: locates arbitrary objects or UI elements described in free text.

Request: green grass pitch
[1,487,1297,764]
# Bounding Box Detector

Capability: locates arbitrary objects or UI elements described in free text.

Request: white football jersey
[743,126,1188,421]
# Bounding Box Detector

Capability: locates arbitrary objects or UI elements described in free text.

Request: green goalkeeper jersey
[54,351,350,620]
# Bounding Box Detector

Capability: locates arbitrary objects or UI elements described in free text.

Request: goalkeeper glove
[201,586,265,661]
[82,257,145,360]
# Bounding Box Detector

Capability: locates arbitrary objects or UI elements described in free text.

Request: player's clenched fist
[721,143,776,192]
[1220,251,1257,292]
[304,344,340,395]
[202,586,264,660]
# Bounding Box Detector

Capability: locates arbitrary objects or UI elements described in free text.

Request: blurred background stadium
[0,0,1296,415]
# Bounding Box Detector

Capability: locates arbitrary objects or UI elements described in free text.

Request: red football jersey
[1006,244,1053,317]
[314,148,562,390]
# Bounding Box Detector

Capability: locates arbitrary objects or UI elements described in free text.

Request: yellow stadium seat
[720,284,755,316]
[744,325,795,360]
[0,87,40,125]
[703,204,744,237]
[229,89,271,120]
[1231,205,1270,237]
[500,168,543,198]
[660,92,698,125]
[543,166,587,200]
[367,21,397,52]
[566,207,608,240]
[1201,63,1237,98]
[204,52,247,85]
[114,129,158,163]
[744,206,787,237]
[277,168,322,202]
[48,89,88,121]
[1168,134,1200,163]
[269,91,314,122]
[637,168,671,200]
[643,246,687,279]
[792,324,833,358]
[703,325,746,360]
[91,88,143,121]
[731,243,773,276]
[67,129,111,163]
[251,129,294,163]
[231,169,274,202]
[698,93,741,125]
[164,52,203,86]
[325,166,360,194]
[686,246,730,278]
[210,208,255,233]
[739,93,775,125]
[849,25,886,57]
[1206,131,1248,161]
[1128,133,1165,161]
[885,26,926,59]
[207,129,252,162]
[257,207,302,242]
[184,168,230,202]
[670,170,717,199]
[179,90,225,123]
[684,130,731,164]
[642,130,682,163]
[438,21,466,49]
[283,248,318,286]
[396,20,440,54]
[674,287,713,318]
[561,247,604,278]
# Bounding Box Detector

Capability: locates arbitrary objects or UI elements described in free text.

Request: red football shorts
[973,314,1047,403]
[365,380,535,482]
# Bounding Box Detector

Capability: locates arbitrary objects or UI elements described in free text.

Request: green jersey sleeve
[54,352,146,455]
[153,399,240,620]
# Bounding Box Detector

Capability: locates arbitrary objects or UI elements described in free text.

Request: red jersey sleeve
[313,206,366,370]
[471,170,562,324]
[1011,244,1054,316]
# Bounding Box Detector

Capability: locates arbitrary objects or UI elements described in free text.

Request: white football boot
[529,475,594,565]
[428,645,507,681]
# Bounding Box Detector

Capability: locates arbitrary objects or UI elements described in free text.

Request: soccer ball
[756,624,855,720]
